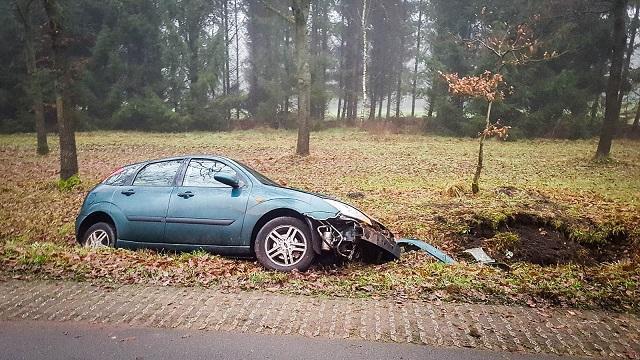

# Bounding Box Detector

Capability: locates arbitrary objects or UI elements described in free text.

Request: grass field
[1,128,639,311]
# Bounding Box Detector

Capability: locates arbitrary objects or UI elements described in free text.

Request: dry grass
[1,129,639,311]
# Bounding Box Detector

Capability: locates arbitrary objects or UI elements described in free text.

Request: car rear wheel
[82,222,116,248]
[255,217,315,272]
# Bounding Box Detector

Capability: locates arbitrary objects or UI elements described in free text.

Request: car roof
[129,155,235,166]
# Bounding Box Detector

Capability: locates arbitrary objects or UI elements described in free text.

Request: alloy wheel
[85,229,110,248]
[264,225,308,267]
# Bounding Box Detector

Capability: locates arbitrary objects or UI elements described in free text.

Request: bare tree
[43,0,78,179]
[292,0,311,155]
[260,0,311,155]
[442,71,509,193]
[443,21,559,193]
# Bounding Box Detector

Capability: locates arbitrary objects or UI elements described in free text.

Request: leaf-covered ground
[1,129,639,311]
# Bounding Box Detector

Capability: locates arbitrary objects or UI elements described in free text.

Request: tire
[82,222,116,248]
[254,216,315,272]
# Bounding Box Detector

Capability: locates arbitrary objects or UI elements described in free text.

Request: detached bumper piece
[361,225,401,259]
[396,238,456,264]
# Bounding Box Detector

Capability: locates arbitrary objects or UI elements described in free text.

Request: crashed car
[75,155,400,272]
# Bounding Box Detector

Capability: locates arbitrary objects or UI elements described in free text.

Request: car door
[164,158,250,247]
[113,159,184,243]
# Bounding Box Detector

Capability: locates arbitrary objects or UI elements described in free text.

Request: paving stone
[0,279,637,359]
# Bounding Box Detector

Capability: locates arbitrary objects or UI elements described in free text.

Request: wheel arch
[249,208,320,255]
[76,211,117,244]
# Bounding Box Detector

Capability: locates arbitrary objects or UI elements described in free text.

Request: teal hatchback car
[76,156,400,271]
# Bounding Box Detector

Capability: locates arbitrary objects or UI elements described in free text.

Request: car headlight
[324,199,372,225]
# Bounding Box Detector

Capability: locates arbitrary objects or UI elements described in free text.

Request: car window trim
[131,158,186,187]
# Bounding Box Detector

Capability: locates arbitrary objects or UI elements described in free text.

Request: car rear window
[103,164,141,186]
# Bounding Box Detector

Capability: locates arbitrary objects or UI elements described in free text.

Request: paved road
[0,320,579,360]
[1,280,638,359]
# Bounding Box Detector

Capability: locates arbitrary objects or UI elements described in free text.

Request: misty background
[1,0,639,140]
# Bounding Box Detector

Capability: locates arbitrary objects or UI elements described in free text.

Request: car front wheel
[255,217,315,272]
[82,222,116,248]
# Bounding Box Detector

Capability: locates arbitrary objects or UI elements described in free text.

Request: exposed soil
[455,213,633,266]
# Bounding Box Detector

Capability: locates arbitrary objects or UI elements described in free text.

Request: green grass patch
[55,175,82,192]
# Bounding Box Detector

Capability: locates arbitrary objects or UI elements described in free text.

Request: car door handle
[177,191,194,198]
[121,189,135,196]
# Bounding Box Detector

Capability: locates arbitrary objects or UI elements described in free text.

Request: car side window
[133,160,183,186]
[103,164,141,186]
[182,159,237,188]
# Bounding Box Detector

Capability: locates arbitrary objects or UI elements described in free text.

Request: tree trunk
[411,0,423,118]
[341,92,347,121]
[29,41,49,156]
[292,0,311,156]
[187,37,199,93]
[618,2,639,107]
[336,23,345,121]
[234,0,240,120]
[368,100,376,120]
[284,96,289,128]
[589,95,600,125]
[43,0,78,179]
[17,0,49,155]
[395,62,402,118]
[427,92,434,117]
[33,80,48,155]
[368,82,376,120]
[310,1,320,120]
[223,0,231,128]
[385,79,392,119]
[472,101,492,194]
[361,0,368,121]
[353,94,358,121]
[596,0,627,159]
[283,27,291,125]
[320,3,329,120]
[55,84,78,179]
[633,98,640,133]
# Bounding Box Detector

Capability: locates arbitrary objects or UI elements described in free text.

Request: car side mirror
[214,172,240,188]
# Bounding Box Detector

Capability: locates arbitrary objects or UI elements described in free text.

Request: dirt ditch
[454,213,634,266]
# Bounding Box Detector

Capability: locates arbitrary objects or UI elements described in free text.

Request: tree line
[0,0,638,178]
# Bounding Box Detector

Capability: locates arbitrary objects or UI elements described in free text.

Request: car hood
[260,183,330,201]
[264,185,379,224]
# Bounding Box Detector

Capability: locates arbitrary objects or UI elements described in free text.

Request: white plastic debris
[463,247,495,264]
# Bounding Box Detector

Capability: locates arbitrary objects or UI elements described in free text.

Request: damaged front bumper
[306,214,401,262]
[360,223,401,259]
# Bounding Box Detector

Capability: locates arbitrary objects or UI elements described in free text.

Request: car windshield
[236,160,280,187]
